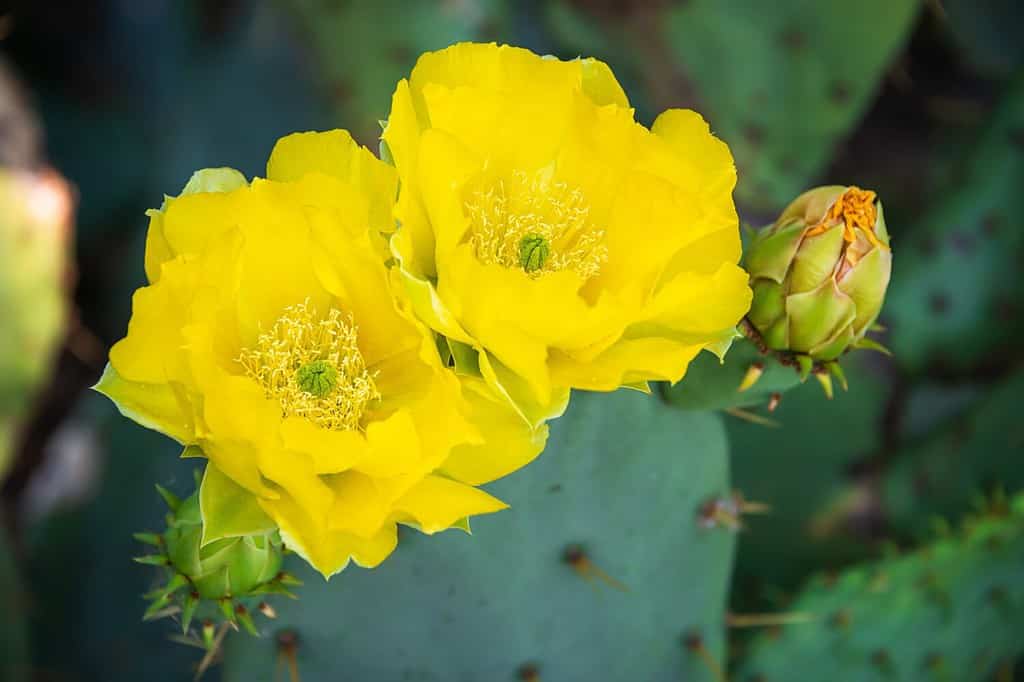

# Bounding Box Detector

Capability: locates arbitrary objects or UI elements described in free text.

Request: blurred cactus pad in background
[1,1,1023,681]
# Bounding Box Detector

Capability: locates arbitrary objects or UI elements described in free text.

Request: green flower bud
[745,186,892,361]
[134,483,295,639]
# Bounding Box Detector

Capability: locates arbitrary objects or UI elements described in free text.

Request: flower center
[464,170,607,279]
[806,186,886,250]
[238,300,379,431]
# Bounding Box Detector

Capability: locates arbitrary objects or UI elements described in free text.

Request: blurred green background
[1,1,1022,680]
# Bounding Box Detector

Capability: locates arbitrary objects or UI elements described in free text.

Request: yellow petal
[549,337,704,391]
[639,263,752,338]
[356,409,422,478]
[259,492,398,579]
[280,417,369,474]
[393,474,508,534]
[266,129,397,235]
[326,470,390,538]
[109,257,197,385]
[440,374,549,486]
[93,363,195,444]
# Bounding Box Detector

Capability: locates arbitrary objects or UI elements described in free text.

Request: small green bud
[295,359,338,397]
[744,186,892,361]
[135,484,287,638]
[519,233,550,273]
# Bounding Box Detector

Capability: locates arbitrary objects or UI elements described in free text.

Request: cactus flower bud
[745,186,892,361]
[135,485,295,638]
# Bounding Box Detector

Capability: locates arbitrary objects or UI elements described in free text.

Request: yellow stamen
[238,300,378,431]
[464,170,607,279]
[806,186,887,251]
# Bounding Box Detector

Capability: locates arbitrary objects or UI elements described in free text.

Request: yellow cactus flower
[96,130,547,578]
[383,43,752,420]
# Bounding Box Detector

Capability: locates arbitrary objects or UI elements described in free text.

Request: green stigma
[295,360,338,398]
[519,233,550,274]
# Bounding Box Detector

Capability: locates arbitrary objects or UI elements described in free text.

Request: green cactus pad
[545,0,919,210]
[663,337,802,412]
[281,0,506,145]
[883,371,1024,539]
[0,519,29,682]
[736,493,1024,681]
[884,75,1024,374]
[224,390,735,681]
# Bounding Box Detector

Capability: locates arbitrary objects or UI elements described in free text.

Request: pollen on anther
[238,300,378,431]
[464,170,607,279]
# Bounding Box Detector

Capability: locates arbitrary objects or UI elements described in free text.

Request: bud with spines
[134,480,299,644]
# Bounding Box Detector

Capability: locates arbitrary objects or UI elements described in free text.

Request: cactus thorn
[258,601,277,619]
[871,648,892,671]
[562,544,628,592]
[195,621,231,681]
[155,484,181,511]
[726,611,813,628]
[738,362,765,392]
[767,392,781,412]
[276,629,302,682]
[724,407,781,428]
[828,610,850,629]
[517,663,541,681]
[682,631,728,682]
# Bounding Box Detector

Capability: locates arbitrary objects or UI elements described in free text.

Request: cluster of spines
[132,484,300,642]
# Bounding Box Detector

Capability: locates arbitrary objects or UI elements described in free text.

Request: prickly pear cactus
[883,371,1024,539]
[727,356,890,594]
[736,492,1024,681]
[545,0,920,210]
[224,390,735,681]
[884,75,1024,374]
[279,0,506,144]
[0,169,71,481]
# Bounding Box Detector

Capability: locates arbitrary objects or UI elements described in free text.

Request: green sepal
[249,582,298,599]
[814,372,834,399]
[795,355,814,382]
[143,595,173,621]
[825,361,848,392]
[155,484,181,511]
[133,554,170,567]
[199,462,275,547]
[181,591,200,634]
[201,621,216,650]
[852,337,892,355]
[744,219,806,283]
[133,532,162,547]
[180,445,204,459]
[235,606,258,637]
[145,573,188,601]
[218,598,236,624]
[277,571,303,587]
